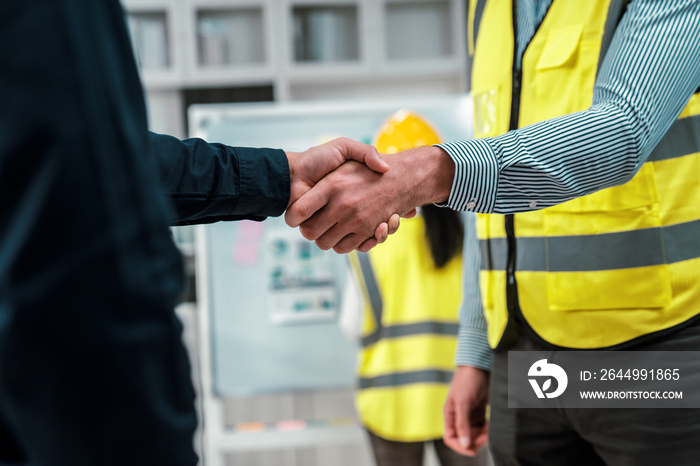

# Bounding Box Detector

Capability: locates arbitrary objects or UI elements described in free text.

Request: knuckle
[338,197,355,212]
[389,216,400,232]
[333,245,350,254]
[315,237,333,251]
[283,212,294,227]
[360,239,378,253]
[299,225,318,241]
[335,234,361,254]
[295,201,312,220]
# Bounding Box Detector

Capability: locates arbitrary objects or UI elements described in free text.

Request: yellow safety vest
[471,0,700,349]
[349,216,462,442]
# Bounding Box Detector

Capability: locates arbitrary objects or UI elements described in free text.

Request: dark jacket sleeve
[149,132,290,225]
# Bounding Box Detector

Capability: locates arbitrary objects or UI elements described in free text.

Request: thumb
[334,138,390,173]
[456,399,470,449]
[443,394,457,440]
[363,148,390,173]
[402,208,418,219]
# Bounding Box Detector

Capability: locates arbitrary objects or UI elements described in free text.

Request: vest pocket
[529,23,593,119]
[546,265,672,312]
[536,24,584,70]
[544,164,661,234]
[542,162,671,311]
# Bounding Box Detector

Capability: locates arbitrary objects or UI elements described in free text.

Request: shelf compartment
[292,5,359,63]
[128,11,171,70]
[385,0,453,60]
[196,8,266,67]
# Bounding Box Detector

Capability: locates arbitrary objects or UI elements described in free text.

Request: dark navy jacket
[0,1,287,464]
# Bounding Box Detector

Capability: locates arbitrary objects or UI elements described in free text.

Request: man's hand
[443,366,490,456]
[285,145,455,253]
[285,138,399,251]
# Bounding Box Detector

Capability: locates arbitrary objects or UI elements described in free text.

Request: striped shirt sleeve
[439,0,700,214]
[455,211,492,370]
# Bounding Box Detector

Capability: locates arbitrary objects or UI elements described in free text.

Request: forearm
[150,132,289,225]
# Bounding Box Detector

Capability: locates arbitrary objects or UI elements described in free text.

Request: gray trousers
[489,320,700,466]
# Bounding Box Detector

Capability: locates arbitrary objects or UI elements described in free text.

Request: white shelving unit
[123,0,467,136]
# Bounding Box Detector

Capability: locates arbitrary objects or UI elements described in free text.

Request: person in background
[341,112,489,466]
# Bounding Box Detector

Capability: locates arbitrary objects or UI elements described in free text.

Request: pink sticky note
[276,420,306,431]
[233,221,263,264]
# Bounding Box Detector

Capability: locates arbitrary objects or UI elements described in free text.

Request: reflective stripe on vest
[481,219,700,273]
[356,253,459,348]
[473,0,700,349]
[349,216,461,442]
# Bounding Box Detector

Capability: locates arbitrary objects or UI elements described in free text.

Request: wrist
[424,145,455,204]
[457,365,490,374]
[456,366,491,386]
[285,151,298,209]
[403,146,455,206]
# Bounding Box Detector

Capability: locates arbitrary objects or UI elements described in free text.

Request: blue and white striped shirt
[442,0,700,369]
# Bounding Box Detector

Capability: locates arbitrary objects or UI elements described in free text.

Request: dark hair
[421,204,464,269]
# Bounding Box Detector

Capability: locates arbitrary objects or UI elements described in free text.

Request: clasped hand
[285,138,455,253]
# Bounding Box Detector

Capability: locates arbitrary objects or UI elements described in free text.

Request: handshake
[284,137,455,253]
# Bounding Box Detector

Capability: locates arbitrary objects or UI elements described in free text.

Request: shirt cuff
[455,326,493,371]
[436,139,499,213]
[233,146,290,218]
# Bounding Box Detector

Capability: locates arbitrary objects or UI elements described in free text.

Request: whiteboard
[190,95,473,397]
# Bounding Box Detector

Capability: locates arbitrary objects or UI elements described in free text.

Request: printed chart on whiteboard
[264,226,338,325]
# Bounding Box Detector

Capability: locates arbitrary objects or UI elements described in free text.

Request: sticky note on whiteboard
[233,220,263,265]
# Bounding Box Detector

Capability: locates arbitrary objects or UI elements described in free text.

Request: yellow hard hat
[373,109,442,154]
